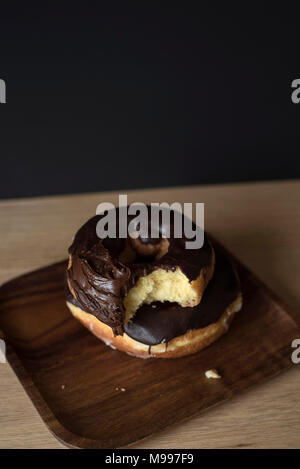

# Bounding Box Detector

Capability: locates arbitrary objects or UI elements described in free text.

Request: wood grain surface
[0,247,298,449]
[0,180,300,448]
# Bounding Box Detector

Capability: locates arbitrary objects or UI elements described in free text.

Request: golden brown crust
[66,289,242,359]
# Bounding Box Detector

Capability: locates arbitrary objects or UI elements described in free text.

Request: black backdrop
[0,4,299,199]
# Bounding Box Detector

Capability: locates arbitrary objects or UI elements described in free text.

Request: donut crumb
[205,369,221,379]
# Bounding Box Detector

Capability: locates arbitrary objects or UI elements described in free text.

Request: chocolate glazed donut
[66,206,242,358]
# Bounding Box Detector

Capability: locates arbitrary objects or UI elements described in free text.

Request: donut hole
[124,268,203,322]
[118,237,170,264]
[130,236,170,261]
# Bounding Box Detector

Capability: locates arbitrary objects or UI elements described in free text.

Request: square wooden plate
[0,243,299,448]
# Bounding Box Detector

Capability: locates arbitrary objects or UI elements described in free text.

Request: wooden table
[0,180,299,449]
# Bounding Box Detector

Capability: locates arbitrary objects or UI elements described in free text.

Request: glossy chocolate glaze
[67,207,213,335]
[124,248,240,345]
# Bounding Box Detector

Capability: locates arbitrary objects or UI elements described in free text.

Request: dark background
[0,4,299,199]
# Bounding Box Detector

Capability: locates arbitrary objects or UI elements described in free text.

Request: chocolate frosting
[124,248,240,345]
[67,207,213,335]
